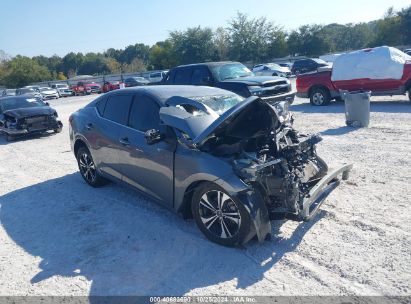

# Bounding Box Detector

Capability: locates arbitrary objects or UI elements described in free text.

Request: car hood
[160,96,270,147]
[3,106,56,119]
[222,75,287,85]
[41,90,57,94]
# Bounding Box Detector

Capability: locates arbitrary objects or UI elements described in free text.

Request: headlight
[273,101,290,123]
[248,85,263,96]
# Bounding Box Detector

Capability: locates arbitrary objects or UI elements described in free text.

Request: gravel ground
[0,88,410,296]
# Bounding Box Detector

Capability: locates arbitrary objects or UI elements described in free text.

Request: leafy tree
[227,12,287,63]
[2,56,51,87]
[372,7,403,46]
[398,5,411,45]
[148,40,178,69]
[122,58,147,73]
[56,72,67,80]
[119,43,150,64]
[287,25,331,56]
[213,27,230,61]
[169,26,216,64]
[62,52,84,77]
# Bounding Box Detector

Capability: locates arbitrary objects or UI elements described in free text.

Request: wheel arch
[308,85,331,98]
[405,78,411,91]
[73,137,89,157]
[178,180,211,219]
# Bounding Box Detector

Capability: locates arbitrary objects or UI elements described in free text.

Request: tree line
[0,6,410,88]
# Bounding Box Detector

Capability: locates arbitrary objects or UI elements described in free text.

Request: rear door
[93,93,133,180]
[116,93,175,206]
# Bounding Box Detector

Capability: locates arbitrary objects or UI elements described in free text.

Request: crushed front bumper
[300,163,353,221]
[0,120,62,135]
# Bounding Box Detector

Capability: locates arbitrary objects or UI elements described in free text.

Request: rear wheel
[76,146,108,187]
[310,87,331,106]
[191,183,251,247]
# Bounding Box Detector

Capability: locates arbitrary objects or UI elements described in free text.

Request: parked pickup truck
[296,47,411,106]
[71,82,101,96]
[162,61,295,104]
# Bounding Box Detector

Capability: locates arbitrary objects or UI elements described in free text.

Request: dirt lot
[0,89,410,296]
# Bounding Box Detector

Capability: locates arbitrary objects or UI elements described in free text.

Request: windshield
[18,88,35,94]
[55,84,67,88]
[189,94,245,116]
[211,63,254,81]
[1,98,46,111]
[312,58,328,65]
[40,87,53,91]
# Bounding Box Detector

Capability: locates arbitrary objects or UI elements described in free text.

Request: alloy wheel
[312,92,325,105]
[79,152,96,183]
[198,190,241,239]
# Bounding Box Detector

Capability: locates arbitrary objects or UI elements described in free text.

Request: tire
[310,87,331,106]
[408,89,411,102]
[54,122,63,133]
[76,146,108,187]
[191,183,251,247]
[272,73,278,76]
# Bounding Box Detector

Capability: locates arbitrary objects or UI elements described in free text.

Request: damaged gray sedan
[69,86,352,246]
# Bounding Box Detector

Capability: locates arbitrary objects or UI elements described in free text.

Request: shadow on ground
[0,173,325,296]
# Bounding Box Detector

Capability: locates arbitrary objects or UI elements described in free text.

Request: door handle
[119,137,130,146]
[85,123,94,130]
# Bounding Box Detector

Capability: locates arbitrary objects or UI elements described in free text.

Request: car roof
[175,61,239,69]
[106,85,235,105]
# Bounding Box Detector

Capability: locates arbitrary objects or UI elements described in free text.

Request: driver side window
[128,95,162,132]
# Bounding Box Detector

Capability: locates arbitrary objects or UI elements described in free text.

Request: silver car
[39,87,59,100]
[69,86,352,246]
[252,63,292,78]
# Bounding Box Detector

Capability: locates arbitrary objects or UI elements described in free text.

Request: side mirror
[144,129,163,145]
[45,102,50,106]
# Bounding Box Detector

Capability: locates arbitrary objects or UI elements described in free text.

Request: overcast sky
[1,0,410,57]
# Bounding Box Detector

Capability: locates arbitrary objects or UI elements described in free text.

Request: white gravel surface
[0,90,410,296]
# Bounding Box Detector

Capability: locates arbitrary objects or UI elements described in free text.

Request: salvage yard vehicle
[51,83,73,97]
[1,89,16,97]
[102,81,121,93]
[124,77,150,87]
[16,87,43,99]
[71,81,102,95]
[0,96,63,141]
[69,85,352,246]
[296,46,411,105]
[252,63,292,78]
[163,61,295,104]
[39,87,59,100]
[291,58,329,75]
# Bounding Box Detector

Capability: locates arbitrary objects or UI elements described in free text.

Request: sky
[0,0,410,57]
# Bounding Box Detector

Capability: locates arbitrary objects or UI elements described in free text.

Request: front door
[117,94,175,207]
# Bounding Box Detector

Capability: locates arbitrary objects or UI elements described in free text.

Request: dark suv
[291,58,329,75]
[162,61,295,103]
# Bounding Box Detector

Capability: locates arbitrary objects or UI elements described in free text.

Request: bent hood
[222,75,287,86]
[3,107,56,119]
[160,96,274,147]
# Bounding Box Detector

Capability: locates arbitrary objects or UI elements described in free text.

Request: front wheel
[310,87,331,106]
[191,183,251,247]
[76,146,108,187]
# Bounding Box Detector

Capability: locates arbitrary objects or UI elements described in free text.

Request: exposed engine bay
[201,101,331,219]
